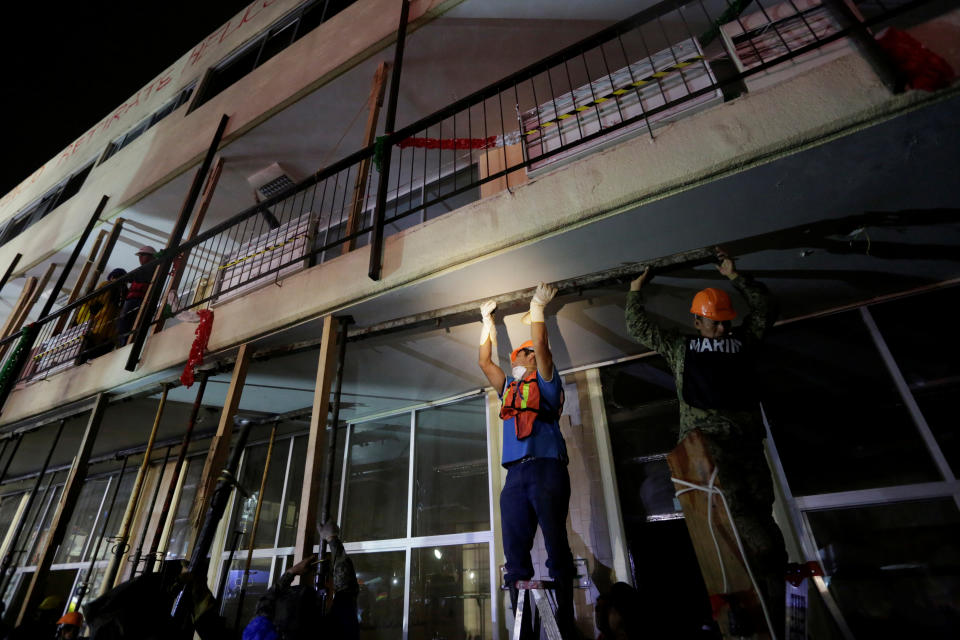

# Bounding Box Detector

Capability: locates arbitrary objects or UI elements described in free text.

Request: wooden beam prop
[16,393,108,626]
[0,276,37,341]
[343,62,390,254]
[99,385,170,594]
[126,114,228,368]
[190,343,251,548]
[84,218,126,297]
[154,157,225,333]
[294,315,340,573]
[145,372,210,571]
[0,264,53,363]
[53,229,109,335]
[667,430,772,639]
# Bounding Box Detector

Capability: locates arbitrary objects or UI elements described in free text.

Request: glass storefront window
[409,543,491,640]
[869,288,960,475]
[760,311,940,495]
[165,459,204,560]
[54,477,109,564]
[355,551,406,640]
[413,398,489,537]
[220,556,273,631]
[278,436,306,549]
[226,438,290,551]
[0,494,23,551]
[28,484,64,566]
[806,499,960,636]
[94,468,136,561]
[342,416,411,542]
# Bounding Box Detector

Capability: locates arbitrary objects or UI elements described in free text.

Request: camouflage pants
[702,431,788,633]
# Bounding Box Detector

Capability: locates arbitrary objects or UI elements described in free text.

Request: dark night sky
[3,1,253,196]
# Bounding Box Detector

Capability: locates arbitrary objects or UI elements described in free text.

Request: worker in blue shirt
[478,283,577,639]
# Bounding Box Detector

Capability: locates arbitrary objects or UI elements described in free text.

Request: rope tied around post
[672,468,778,639]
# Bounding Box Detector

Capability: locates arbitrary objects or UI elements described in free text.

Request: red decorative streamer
[398,136,498,150]
[876,28,955,92]
[180,309,214,388]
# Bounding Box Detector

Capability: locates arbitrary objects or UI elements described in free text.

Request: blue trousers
[500,457,575,586]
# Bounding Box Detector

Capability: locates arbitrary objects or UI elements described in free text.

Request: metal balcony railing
[0,0,936,390]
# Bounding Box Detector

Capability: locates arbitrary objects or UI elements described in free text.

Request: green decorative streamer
[0,324,40,400]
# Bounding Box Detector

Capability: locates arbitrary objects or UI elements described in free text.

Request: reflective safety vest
[499,372,563,440]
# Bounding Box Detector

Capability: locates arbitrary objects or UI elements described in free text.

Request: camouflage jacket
[625,274,775,442]
[255,536,358,620]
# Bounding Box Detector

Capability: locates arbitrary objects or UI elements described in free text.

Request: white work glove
[317,520,340,542]
[526,282,557,324]
[479,300,497,346]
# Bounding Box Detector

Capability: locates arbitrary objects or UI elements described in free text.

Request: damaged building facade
[0,0,958,637]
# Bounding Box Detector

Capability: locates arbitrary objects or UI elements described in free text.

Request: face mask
[512,365,528,380]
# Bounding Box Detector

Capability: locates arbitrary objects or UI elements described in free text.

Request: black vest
[681,334,758,410]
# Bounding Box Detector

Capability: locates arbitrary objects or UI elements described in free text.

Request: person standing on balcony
[74,268,126,362]
[625,251,786,634]
[116,246,157,345]
[478,284,578,639]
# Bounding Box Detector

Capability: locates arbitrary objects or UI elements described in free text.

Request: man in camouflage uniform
[625,252,786,633]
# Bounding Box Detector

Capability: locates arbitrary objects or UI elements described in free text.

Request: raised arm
[478,300,506,391]
[626,268,681,364]
[529,282,557,381]
[718,253,777,340]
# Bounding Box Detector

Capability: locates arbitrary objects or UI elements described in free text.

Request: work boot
[509,584,539,640]
[554,579,580,639]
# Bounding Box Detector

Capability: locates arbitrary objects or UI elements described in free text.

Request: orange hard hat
[690,288,737,321]
[57,611,83,626]
[510,340,534,363]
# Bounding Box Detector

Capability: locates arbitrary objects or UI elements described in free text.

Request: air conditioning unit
[246,162,301,199]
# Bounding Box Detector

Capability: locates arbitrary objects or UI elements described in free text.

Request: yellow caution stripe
[218,233,308,271]
[523,55,705,137]
[33,335,85,361]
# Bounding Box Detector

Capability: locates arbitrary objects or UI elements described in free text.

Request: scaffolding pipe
[232,420,278,629]
[0,253,22,297]
[145,372,209,572]
[0,419,66,592]
[99,386,170,593]
[74,454,130,610]
[0,434,21,486]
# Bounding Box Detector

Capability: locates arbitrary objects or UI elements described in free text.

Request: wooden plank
[99,386,169,594]
[0,277,37,340]
[342,62,390,254]
[667,430,771,639]
[84,218,125,297]
[16,393,108,626]
[154,157,225,333]
[0,263,55,362]
[294,315,339,573]
[478,143,528,200]
[189,343,252,547]
[53,229,109,335]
